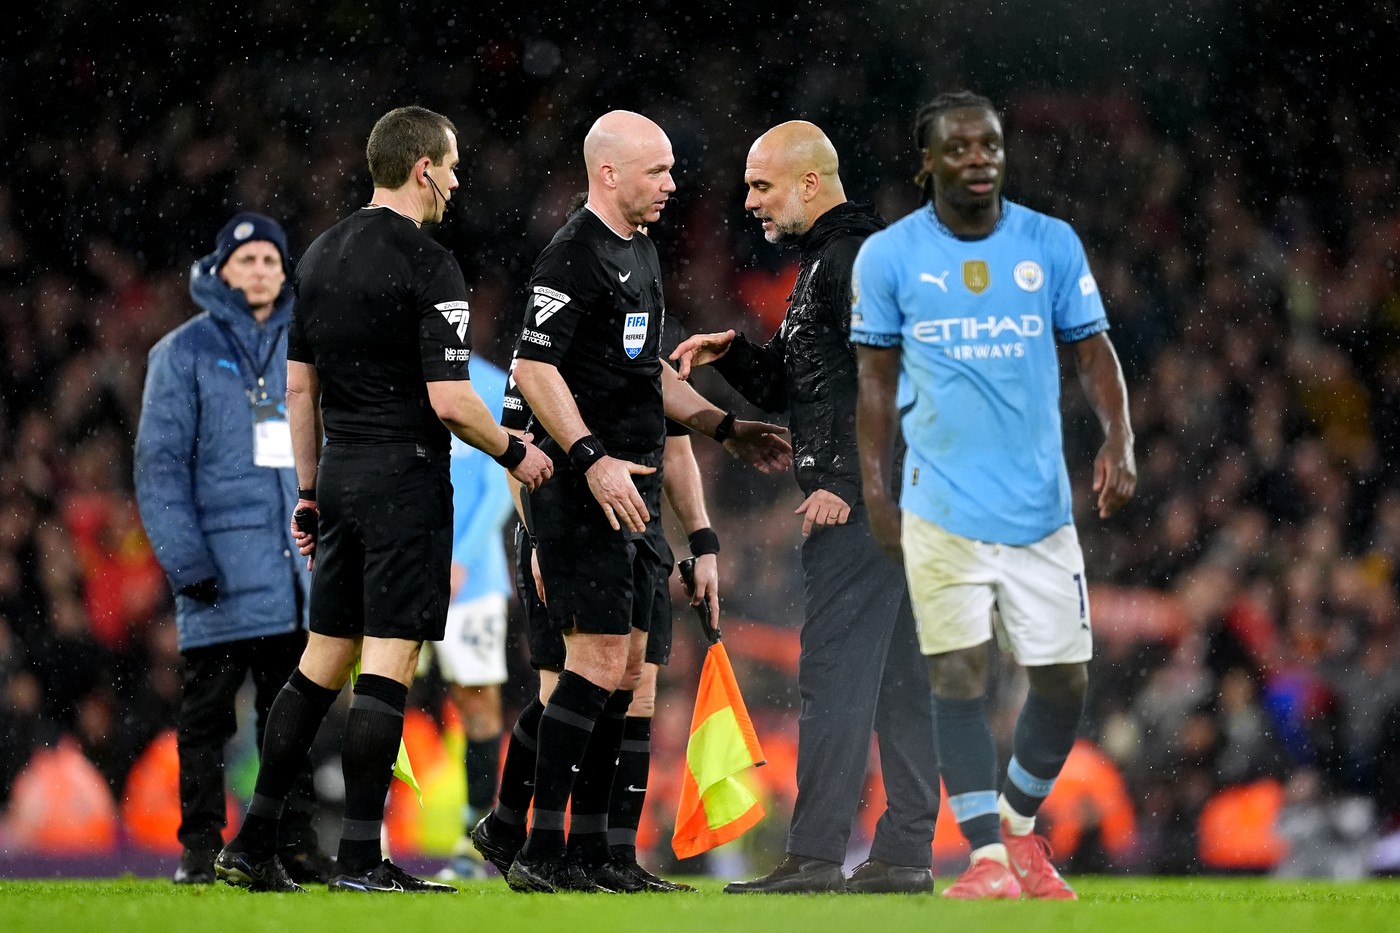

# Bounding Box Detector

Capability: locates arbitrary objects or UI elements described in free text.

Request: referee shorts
[309,442,452,643]
[516,520,675,671]
[526,462,670,653]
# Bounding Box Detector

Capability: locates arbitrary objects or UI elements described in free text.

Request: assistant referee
[215,105,551,895]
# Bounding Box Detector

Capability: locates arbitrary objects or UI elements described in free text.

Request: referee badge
[623,312,649,359]
[962,260,990,294]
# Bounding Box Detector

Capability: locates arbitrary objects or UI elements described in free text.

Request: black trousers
[786,506,941,868]
[177,629,320,853]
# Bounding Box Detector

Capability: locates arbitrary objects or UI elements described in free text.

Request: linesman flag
[672,558,766,860]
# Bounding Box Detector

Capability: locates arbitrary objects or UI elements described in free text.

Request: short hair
[912,91,999,202]
[365,106,457,189]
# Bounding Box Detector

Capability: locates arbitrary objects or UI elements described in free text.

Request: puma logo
[920,271,950,292]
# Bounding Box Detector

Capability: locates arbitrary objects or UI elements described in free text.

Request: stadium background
[2,0,1399,879]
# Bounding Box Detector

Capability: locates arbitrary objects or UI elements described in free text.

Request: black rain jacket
[714,201,887,505]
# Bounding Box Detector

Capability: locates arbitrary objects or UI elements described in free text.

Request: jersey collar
[927,198,1007,241]
[584,204,636,241]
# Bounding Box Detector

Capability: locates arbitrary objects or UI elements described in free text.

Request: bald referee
[502,110,790,893]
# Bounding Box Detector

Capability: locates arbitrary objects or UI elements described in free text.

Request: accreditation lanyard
[213,320,293,468]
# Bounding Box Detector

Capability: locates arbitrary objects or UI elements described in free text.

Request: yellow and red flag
[672,640,766,859]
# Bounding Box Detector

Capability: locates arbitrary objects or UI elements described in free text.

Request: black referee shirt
[502,369,687,440]
[289,207,473,451]
[512,207,666,461]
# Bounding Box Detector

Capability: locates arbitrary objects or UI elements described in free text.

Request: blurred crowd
[3,1,1399,875]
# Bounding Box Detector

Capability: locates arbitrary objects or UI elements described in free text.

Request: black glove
[179,578,219,604]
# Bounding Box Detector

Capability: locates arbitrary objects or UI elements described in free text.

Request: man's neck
[251,304,275,324]
[806,196,849,230]
[584,200,635,240]
[366,187,423,227]
[934,197,1000,238]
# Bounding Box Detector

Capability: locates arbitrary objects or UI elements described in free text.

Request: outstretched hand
[722,419,792,474]
[669,330,737,380]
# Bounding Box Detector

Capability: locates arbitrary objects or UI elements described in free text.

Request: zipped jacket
[134,252,309,651]
[714,201,887,505]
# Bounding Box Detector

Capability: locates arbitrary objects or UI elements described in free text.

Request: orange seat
[1198,779,1286,870]
[3,737,119,854]
[1039,739,1138,860]
[120,729,242,852]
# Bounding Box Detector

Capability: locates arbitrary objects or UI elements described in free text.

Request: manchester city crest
[1014,261,1045,292]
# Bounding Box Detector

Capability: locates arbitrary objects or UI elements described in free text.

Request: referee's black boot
[603,847,696,893]
[471,814,525,875]
[845,858,934,894]
[506,851,615,894]
[328,858,458,894]
[213,844,304,893]
[723,855,846,894]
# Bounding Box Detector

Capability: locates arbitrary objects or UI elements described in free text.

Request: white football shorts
[901,512,1092,665]
[434,592,509,686]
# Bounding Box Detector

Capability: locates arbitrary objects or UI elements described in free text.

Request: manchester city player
[852,91,1137,900]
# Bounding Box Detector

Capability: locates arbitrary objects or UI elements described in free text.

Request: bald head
[750,121,841,181]
[583,110,676,233]
[744,121,846,243]
[584,110,669,174]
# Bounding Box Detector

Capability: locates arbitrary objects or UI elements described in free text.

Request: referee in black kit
[500,110,791,893]
[215,105,551,894]
[473,349,717,893]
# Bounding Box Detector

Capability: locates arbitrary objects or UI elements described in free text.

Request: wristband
[569,434,607,473]
[713,411,737,443]
[492,433,527,470]
[688,527,721,556]
[297,487,316,501]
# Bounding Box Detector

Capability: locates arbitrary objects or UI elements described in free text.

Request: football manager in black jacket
[671,121,940,894]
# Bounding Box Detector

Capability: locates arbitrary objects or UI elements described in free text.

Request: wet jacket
[134,251,310,652]
[714,201,887,505]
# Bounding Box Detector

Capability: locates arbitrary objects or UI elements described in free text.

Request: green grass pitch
[2,876,1399,933]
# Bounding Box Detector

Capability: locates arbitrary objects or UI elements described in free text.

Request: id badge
[252,398,294,468]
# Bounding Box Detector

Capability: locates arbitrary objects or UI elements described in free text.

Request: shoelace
[1022,834,1056,866]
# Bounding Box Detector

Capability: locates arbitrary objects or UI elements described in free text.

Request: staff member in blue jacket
[135,212,326,887]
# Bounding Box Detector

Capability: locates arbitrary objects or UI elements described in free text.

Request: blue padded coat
[134,251,310,651]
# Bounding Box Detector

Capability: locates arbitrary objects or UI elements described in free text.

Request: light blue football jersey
[851,199,1108,545]
[448,357,517,604]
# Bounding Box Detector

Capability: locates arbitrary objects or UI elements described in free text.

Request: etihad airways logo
[911,314,1045,344]
[436,301,471,343]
